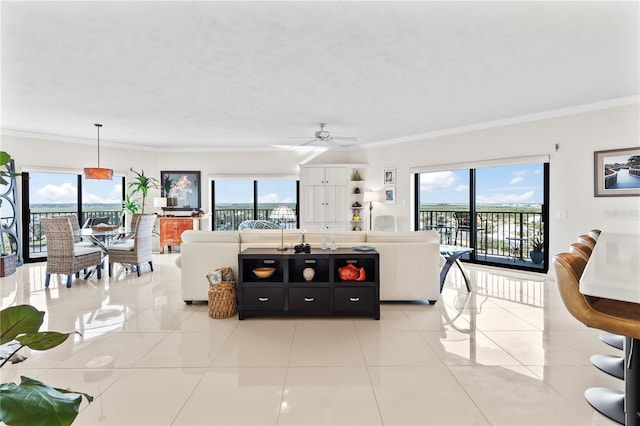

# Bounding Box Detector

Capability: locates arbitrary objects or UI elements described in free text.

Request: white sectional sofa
[178,229,442,305]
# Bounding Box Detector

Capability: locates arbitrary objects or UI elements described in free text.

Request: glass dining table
[73,227,134,255]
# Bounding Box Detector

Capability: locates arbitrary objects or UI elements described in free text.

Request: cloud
[258,193,294,204]
[35,183,77,203]
[476,190,536,204]
[258,193,280,203]
[420,171,458,192]
[510,176,525,185]
[455,184,469,192]
[513,170,527,176]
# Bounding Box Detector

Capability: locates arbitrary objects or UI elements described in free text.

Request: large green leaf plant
[128,169,159,214]
[0,305,93,426]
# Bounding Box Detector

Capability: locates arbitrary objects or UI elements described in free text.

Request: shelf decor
[593,147,640,197]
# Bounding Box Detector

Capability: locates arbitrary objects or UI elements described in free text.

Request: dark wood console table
[238,248,380,320]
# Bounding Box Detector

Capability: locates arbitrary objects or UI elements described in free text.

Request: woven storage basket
[208,281,237,319]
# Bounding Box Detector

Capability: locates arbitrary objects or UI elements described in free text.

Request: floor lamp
[270,206,296,251]
[363,190,382,230]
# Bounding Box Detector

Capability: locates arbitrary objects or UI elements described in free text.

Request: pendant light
[84,123,113,180]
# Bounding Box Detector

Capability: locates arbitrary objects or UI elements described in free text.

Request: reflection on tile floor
[0,255,622,425]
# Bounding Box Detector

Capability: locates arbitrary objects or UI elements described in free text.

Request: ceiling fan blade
[289,136,315,139]
[299,139,319,146]
[330,136,358,142]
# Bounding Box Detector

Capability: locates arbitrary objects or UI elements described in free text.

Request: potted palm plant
[529,237,544,264]
[128,169,159,213]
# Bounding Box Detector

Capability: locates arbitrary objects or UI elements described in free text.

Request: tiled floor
[0,255,622,425]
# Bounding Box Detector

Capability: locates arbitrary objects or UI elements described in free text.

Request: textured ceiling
[1,1,638,151]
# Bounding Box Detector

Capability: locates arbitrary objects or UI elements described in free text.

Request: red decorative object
[338,263,366,281]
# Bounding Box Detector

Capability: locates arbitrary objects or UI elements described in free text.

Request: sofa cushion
[181,230,239,244]
[365,230,440,243]
[240,229,303,249]
[303,231,366,247]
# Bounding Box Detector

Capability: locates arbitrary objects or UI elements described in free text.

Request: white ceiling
[1,1,638,152]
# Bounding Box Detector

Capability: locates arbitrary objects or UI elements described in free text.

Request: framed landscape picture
[594,147,640,197]
[160,170,201,210]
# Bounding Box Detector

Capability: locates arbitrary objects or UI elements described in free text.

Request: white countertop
[579,232,640,303]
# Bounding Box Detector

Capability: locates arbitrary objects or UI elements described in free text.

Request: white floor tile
[4,256,628,426]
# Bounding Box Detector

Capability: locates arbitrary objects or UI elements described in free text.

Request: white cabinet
[300,166,348,230]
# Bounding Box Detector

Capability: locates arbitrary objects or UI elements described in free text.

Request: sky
[29,173,123,204]
[27,173,297,206]
[419,163,544,205]
[28,165,542,207]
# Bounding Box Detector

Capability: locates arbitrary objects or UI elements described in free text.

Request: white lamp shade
[363,191,382,203]
[154,197,167,208]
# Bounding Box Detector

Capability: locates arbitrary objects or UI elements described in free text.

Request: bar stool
[552,252,640,425]
[578,234,597,250]
[569,242,592,262]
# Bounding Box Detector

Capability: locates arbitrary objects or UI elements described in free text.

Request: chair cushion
[73,246,102,256]
[108,241,134,251]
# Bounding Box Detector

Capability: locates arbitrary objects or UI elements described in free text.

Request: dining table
[74,227,134,255]
[579,232,640,426]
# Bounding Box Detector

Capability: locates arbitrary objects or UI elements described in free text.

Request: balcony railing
[28,208,298,255]
[28,207,540,265]
[418,209,544,264]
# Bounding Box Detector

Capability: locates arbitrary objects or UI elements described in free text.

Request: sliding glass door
[212,179,299,230]
[22,172,124,262]
[415,161,548,272]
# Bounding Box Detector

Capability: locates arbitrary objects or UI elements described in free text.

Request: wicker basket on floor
[208,281,237,319]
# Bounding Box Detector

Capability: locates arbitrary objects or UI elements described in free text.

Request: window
[212,179,299,230]
[415,159,548,272]
[22,172,124,261]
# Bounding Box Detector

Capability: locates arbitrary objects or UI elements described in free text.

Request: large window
[22,172,124,261]
[212,179,299,230]
[415,160,548,272]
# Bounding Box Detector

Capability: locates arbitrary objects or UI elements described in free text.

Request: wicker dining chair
[41,217,103,288]
[107,214,156,277]
[55,214,95,248]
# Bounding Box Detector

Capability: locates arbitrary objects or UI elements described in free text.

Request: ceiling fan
[289,123,358,147]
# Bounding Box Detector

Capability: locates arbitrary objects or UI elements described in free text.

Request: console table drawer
[334,287,376,313]
[289,287,330,312]
[243,287,284,310]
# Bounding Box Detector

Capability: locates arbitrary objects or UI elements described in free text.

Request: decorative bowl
[252,267,276,279]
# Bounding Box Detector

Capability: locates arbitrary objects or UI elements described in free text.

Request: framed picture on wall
[160,170,201,210]
[384,168,395,185]
[384,186,396,204]
[594,147,640,197]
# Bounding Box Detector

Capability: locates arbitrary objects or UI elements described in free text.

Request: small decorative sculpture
[338,263,366,281]
[303,267,315,281]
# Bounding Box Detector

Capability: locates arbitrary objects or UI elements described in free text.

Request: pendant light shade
[84,123,113,180]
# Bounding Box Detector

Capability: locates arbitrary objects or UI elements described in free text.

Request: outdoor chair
[41,217,103,288]
[107,214,156,277]
[453,212,488,258]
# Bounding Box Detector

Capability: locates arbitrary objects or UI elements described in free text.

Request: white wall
[2,103,638,259]
[362,103,640,258]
